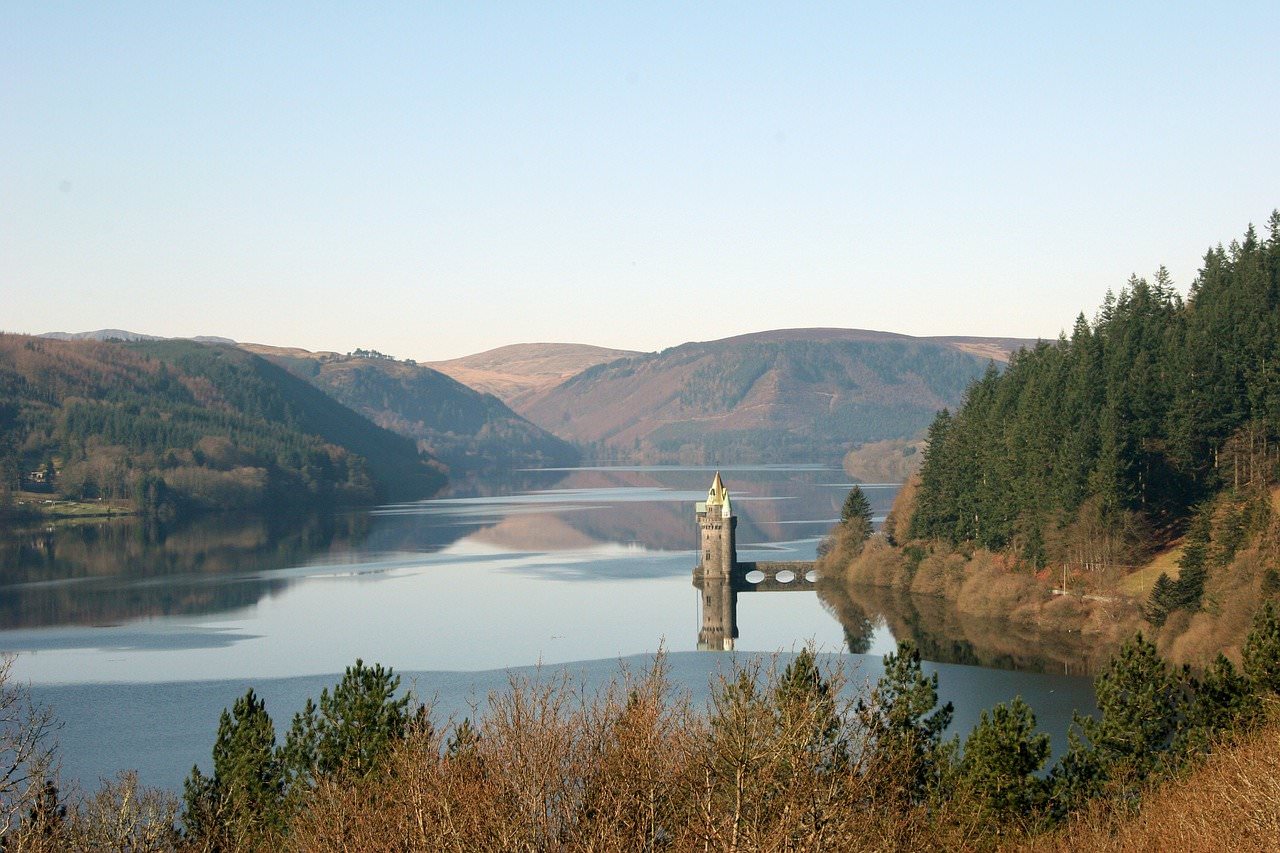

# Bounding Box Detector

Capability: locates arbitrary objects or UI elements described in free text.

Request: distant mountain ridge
[41,329,237,345]
[508,328,1036,465]
[242,344,579,475]
[30,326,1035,472]
[426,343,640,409]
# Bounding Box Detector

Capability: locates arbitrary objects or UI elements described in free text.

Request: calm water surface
[0,465,1096,790]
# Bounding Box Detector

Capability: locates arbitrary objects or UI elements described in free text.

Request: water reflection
[818,579,1107,675]
[0,466,871,642]
[400,465,859,555]
[695,571,738,650]
[0,513,373,629]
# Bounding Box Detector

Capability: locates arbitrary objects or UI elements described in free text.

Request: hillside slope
[0,336,445,514]
[516,328,1032,464]
[243,344,578,475]
[425,342,640,409]
[40,329,237,345]
[821,214,1280,669]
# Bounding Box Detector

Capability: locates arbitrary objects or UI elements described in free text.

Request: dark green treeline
[0,337,445,515]
[910,214,1280,566]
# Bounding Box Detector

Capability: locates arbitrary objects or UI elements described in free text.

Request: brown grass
[1117,543,1184,598]
[1021,720,1280,852]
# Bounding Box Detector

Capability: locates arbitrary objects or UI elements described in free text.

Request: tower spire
[706,471,732,518]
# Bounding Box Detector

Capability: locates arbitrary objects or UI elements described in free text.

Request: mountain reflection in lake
[1,466,875,683]
[1,465,1099,792]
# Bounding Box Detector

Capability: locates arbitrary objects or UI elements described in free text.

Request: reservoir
[0,465,1096,790]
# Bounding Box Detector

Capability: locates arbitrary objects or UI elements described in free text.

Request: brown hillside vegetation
[514,328,1032,465]
[1022,719,1280,852]
[426,342,639,408]
[1152,484,1280,668]
[828,465,1280,670]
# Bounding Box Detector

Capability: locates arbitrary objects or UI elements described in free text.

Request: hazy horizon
[5,3,1278,361]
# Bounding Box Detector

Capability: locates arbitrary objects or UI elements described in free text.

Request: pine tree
[1180,653,1257,753]
[856,641,954,804]
[445,717,480,761]
[182,688,283,847]
[958,696,1049,824]
[1241,601,1280,695]
[773,648,844,769]
[281,659,412,784]
[1051,633,1182,815]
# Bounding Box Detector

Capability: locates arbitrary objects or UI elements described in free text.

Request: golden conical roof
[706,471,728,505]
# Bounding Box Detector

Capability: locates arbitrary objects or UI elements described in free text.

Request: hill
[822,213,1280,669]
[40,329,237,345]
[242,344,579,475]
[0,336,445,515]
[425,342,640,409]
[512,328,1033,465]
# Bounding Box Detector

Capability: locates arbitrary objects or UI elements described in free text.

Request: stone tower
[696,471,737,579]
[695,472,738,650]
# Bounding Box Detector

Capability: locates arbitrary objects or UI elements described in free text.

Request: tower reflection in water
[691,472,815,651]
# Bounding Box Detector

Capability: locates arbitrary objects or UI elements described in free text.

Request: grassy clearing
[11,494,135,519]
[1118,543,1185,598]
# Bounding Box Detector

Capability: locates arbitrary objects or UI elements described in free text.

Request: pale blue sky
[3,2,1278,360]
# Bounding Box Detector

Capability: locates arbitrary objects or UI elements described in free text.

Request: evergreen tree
[278,697,320,801]
[856,641,954,803]
[281,659,412,783]
[445,717,481,761]
[1051,633,1182,813]
[182,688,284,847]
[1180,653,1257,753]
[1145,572,1176,626]
[773,648,844,770]
[958,696,1049,824]
[1241,601,1280,695]
[840,485,873,528]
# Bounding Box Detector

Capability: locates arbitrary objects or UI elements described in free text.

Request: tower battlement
[695,471,737,581]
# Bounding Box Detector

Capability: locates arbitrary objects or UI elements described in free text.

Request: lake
[0,465,1096,791]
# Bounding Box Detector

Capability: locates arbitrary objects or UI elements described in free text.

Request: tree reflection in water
[818,578,1107,675]
[0,513,374,629]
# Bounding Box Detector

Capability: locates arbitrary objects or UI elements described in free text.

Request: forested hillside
[847,215,1280,666]
[245,345,578,475]
[517,328,1029,464]
[910,215,1280,565]
[0,336,445,515]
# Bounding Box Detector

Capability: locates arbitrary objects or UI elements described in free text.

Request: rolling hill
[511,328,1035,465]
[426,343,640,410]
[242,344,579,475]
[0,336,446,513]
[40,329,237,345]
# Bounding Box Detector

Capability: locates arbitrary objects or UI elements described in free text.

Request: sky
[3,3,1279,361]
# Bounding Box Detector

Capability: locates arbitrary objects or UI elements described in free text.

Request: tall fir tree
[958,696,1049,825]
[182,688,284,847]
[856,641,954,804]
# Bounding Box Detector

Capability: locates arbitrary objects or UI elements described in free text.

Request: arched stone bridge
[692,560,817,592]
